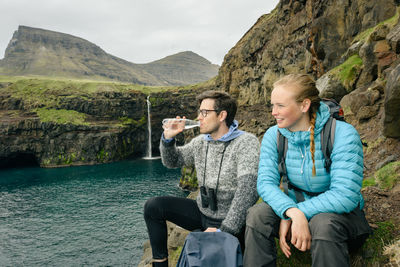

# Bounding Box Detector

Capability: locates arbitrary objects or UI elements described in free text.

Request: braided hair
[274,74,321,176]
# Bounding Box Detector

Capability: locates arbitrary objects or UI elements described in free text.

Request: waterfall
[146,96,152,158]
[143,96,160,160]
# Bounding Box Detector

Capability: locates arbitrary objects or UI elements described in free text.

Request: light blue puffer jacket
[257,102,364,220]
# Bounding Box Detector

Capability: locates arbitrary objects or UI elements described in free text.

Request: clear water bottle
[162,118,200,130]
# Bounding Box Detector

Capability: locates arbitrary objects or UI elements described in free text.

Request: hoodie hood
[204,120,244,142]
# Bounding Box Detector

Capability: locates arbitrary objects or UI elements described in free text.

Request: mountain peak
[0,26,218,86]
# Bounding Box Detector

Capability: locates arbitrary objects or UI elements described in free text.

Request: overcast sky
[0,0,279,65]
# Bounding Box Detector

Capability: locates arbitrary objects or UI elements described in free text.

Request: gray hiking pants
[243,202,371,267]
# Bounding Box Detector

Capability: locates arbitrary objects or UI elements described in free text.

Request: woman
[244,74,371,267]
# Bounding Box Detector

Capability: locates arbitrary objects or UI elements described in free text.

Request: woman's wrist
[285,207,304,220]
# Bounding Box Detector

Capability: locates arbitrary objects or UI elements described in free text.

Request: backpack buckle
[324,158,332,172]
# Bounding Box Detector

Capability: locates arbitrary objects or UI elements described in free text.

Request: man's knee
[144,196,162,219]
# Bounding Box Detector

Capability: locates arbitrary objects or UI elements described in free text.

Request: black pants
[144,196,244,260]
[244,202,371,267]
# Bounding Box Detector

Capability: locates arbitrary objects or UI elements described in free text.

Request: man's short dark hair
[196,90,237,127]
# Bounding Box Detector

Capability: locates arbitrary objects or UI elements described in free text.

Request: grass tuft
[362,177,377,188]
[374,161,400,190]
[331,55,363,89]
[360,221,398,265]
[36,108,89,125]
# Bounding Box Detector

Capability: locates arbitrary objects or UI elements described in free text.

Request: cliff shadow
[0,153,39,169]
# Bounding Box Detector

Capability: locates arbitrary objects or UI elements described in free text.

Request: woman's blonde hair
[274,74,321,176]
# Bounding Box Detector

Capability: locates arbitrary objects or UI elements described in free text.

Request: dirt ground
[362,185,400,226]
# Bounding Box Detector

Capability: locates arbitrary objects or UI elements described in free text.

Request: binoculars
[200,186,217,211]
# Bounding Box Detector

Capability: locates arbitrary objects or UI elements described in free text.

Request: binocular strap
[202,142,230,197]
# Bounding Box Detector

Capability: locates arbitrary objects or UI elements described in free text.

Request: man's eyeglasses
[198,109,218,117]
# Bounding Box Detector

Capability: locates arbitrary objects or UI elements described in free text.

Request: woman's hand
[163,116,185,139]
[204,227,218,232]
[285,208,311,252]
[279,219,292,258]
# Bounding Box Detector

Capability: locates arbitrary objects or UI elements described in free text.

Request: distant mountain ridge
[0,26,219,86]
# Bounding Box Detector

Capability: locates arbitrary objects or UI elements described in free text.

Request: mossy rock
[179,166,198,191]
[330,54,363,91]
[374,161,400,190]
[364,161,400,190]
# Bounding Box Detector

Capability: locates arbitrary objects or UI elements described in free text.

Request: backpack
[176,232,243,267]
[277,98,344,203]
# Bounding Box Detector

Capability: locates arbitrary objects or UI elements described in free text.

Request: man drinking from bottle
[143,90,260,267]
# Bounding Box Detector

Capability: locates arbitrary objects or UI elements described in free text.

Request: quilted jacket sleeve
[257,126,298,219]
[297,121,364,219]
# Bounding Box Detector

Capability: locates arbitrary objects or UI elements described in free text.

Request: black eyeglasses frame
[198,109,218,117]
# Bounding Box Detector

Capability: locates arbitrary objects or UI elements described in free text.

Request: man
[144,90,260,267]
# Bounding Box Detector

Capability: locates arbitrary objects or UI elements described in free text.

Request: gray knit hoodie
[160,129,260,234]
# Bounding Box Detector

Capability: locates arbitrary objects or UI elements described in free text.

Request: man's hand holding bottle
[162,116,199,139]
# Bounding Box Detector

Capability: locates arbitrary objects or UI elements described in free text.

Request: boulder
[370,24,390,41]
[358,41,378,87]
[316,72,347,101]
[383,64,400,137]
[387,22,400,53]
[358,105,380,120]
[340,85,381,118]
[374,40,398,75]
[342,41,364,60]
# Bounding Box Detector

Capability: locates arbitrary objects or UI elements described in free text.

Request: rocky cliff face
[0,80,208,168]
[216,0,397,105]
[0,26,219,86]
[215,0,400,177]
[0,88,145,167]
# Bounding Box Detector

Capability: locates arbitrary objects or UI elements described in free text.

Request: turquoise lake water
[0,159,186,266]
